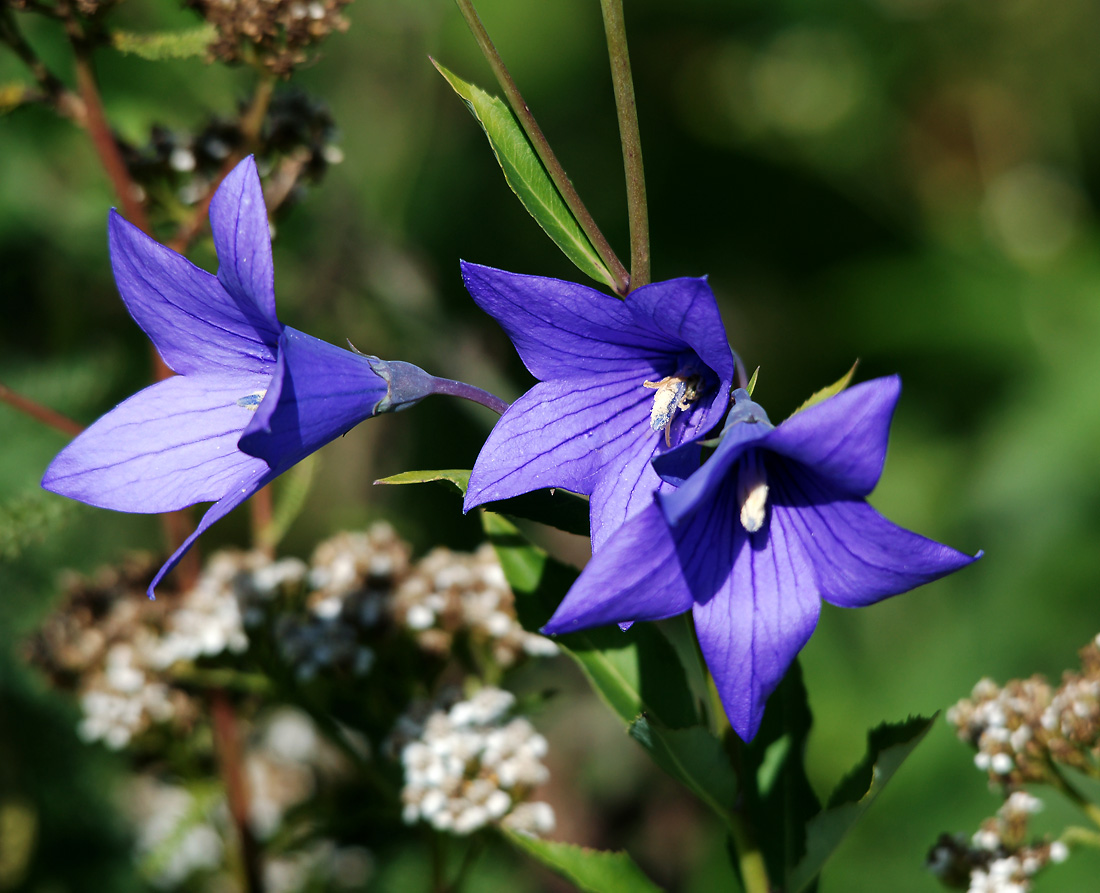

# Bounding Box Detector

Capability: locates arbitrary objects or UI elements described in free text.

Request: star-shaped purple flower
[42,157,433,596]
[461,263,736,548]
[542,376,980,741]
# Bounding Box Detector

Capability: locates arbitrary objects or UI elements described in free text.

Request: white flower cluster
[394,687,555,836]
[927,793,1069,893]
[393,544,558,666]
[77,642,178,749]
[947,636,1100,784]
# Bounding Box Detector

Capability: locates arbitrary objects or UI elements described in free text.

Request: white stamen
[738,453,769,533]
[643,373,700,446]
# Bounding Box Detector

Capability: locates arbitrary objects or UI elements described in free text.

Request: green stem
[1050,763,1100,830]
[452,0,630,295]
[728,811,772,893]
[598,0,649,290]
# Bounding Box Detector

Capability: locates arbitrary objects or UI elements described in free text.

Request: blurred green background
[4,0,1100,889]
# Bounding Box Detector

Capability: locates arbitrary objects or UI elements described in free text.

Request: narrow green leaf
[111,26,217,61]
[789,361,859,417]
[482,511,698,729]
[504,832,663,893]
[787,714,936,893]
[376,468,589,537]
[740,661,821,887]
[746,366,760,396]
[433,61,617,291]
[629,716,737,829]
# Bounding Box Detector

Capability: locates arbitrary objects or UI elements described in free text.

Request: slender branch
[728,811,772,893]
[1052,764,1100,831]
[168,73,276,254]
[598,0,649,289]
[453,0,630,295]
[72,46,151,234]
[249,485,274,557]
[209,689,264,893]
[429,377,509,416]
[0,382,85,438]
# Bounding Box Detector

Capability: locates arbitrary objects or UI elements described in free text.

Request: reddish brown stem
[210,689,264,893]
[72,47,150,235]
[0,382,85,438]
[249,485,274,557]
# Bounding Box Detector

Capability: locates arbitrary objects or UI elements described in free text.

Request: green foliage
[788,715,935,892]
[629,716,738,830]
[504,832,663,893]
[432,61,618,291]
[376,468,590,537]
[110,26,218,62]
[0,491,76,561]
[257,454,317,552]
[788,361,858,418]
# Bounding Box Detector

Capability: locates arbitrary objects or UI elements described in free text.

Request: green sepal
[503,832,663,893]
[788,361,859,418]
[375,468,590,537]
[629,716,738,830]
[482,511,698,730]
[746,366,760,397]
[432,61,617,291]
[110,26,217,61]
[787,714,936,893]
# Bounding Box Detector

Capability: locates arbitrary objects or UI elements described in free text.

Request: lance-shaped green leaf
[789,361,858,417]
[787,714,936,893]
[740,661,821,888]
[630,715,738,830]
[111,26,217,61]
[504,832,663,893]
[482,511,698,729]
[433,61,617,291]
[376,468,590,537]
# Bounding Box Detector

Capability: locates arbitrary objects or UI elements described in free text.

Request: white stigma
[738,453,769,533]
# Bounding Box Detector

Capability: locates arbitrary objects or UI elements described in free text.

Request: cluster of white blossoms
[77,641,179,749]
[393,687,555,837]
[392,544,558,666]
[927,793,1068,893]
[946,634,1100,784]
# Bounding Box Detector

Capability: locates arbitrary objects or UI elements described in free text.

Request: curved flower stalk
[543,377,981,741]
[462,262,736,548]
[42,157,434,597]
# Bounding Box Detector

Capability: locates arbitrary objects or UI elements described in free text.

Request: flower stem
[728,811,772,893]
[452,0,630,295]
[0,382,84,438]
[429,377,510,416]
[209,689,264,893]
[598,0,649,290]
[1049,762,1100,830]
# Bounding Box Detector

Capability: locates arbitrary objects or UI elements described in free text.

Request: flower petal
[684,481,821,742]
[772,463,980,608]
[109,212,280,376]
[209,156,279,326]
[461,262,685,380]
[464,371,652,517]
[238,327,390,470]
[542,503,693,633]
[764,376,901,497]
[146,464,277,598]
[627,276,736,398]
[42,374,271,513]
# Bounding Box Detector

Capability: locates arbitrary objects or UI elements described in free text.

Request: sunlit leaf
[504,832,663,893]
[787,715,935,893]
[788,361,858,417]
[432,61,617,291]
[376,468,589,537]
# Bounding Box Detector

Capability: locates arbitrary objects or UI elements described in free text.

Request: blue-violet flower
[542,377,980,741]
[461,263,736,548]
[42,157,433,596]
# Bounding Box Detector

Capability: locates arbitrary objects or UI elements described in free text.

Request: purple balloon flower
[542,377,980,741]
[461,262,736,548]
[42,157,432,596]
